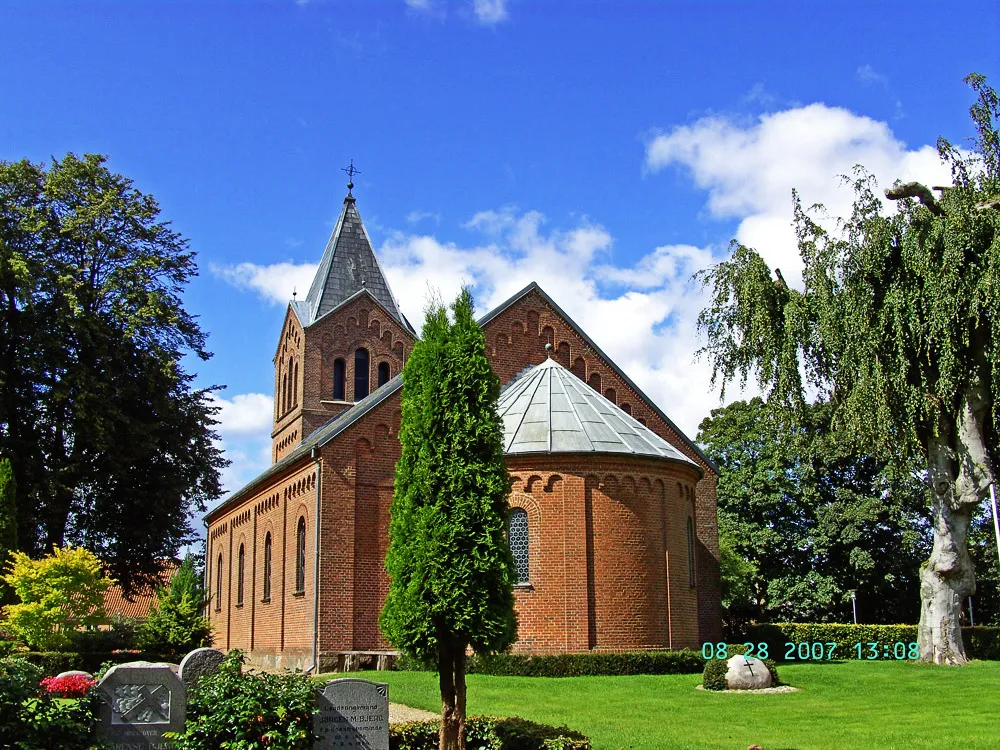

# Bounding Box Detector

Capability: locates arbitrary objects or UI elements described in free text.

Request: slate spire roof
[496,357,698,465]
[292,194,412,332]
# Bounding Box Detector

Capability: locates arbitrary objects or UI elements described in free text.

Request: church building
[204,189,721,672]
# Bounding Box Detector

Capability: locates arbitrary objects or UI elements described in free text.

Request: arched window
[237,543,245,605]
[571,357,586,380]
[604,388,617,404]
[295,516,307,593]
[508,508,529,585]
[263,532,272,602]
[215,553,223,612]
[687,517,696,588]
[354,348,370,400]
[621,403,632,416]
[588,372,601,392]
[377,362,390,388]
[333,358,346,400]
[293,360,299,406]
[281,372,288,414]
[286,357,294,410]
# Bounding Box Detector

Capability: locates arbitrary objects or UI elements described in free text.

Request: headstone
[315,678,389,750]
[96,662,186,750]
[178,647,226,690]
[55,670,94,680]
[724,655,772,690]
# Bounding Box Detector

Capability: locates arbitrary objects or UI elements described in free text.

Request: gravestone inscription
[315,677,389,750]
[96,662,186,750]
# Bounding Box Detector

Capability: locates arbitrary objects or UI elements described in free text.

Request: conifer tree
[381,288,517,750]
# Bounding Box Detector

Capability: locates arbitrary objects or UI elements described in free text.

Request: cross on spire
[342,159,360,196]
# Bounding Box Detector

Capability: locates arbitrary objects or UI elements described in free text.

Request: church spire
[295,173,413,333]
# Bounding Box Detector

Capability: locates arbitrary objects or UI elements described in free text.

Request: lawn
[325,660,1000,750]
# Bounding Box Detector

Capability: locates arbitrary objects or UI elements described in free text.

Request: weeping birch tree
[697,74,1000,664]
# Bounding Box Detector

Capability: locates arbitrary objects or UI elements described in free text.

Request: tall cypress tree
[381,288,517,750]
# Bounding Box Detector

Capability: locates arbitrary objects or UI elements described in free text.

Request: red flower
[40,674,96,698]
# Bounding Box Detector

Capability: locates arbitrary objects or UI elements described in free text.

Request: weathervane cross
[342,159,360,195]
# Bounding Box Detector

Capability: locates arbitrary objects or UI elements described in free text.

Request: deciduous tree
[381,288,517,750]
[696,75,1000,663]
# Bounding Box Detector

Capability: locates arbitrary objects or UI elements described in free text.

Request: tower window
[237,543,245,606]
[377,362,390,387]
[293,360,299,406]
[508,508,529,585]
[687,517,696,588]
[215,553,222,612]
[295,516,307,593]
[354,348,370,400]
[333,358,346,400]
[263,532,272,602]
[281,373,288,415]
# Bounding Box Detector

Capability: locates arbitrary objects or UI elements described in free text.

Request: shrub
[66,615,140,652]
[167,649,316,750]
[389,716,590,749]
[701,644,780,691]
[397,650,704,677]
[742,623,1000,661]
[137,555,212,657]
[40,673,96,698]
[16,650,176,674]
[0,656,44,744]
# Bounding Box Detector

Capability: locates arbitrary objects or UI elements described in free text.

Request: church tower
[271,186,416,463]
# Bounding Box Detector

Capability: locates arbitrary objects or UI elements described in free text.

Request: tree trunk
[439,641,460,750]
[917,384,992,665]
[456,648,467,749]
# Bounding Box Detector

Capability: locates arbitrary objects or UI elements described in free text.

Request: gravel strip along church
[204,187,722,672]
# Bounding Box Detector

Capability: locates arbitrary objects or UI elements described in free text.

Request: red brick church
[204,190,721,672]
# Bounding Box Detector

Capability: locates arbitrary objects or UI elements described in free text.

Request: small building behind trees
[204,190,721,671]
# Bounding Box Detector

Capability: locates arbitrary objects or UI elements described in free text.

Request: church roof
[298,195,412,332]
[497,357,698,465]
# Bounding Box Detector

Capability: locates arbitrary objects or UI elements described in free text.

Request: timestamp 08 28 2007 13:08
[701,641,922,661]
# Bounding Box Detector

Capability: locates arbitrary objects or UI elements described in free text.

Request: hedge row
[741,624,1000,661]
[13,651,177,675]
[390,716,590,749]
[398,650,704,676]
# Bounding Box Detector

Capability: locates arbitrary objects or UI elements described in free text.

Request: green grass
[320,660,1000,750]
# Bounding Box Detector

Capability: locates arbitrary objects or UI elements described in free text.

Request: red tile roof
[100,564,177,622]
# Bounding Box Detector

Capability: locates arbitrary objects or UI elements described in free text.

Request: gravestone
[96,662,186,750]
[178,647,226,690]
[315,677,389,750]
[724,655,772,690]
[55,669,93,680]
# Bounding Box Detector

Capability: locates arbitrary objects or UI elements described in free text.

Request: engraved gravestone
[724,655,772,690]
[96,662,185,750]
[178,647,226,690]
[315,678,389,750]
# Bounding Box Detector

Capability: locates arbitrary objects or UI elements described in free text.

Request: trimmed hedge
[399,650,703,677]
[15,651,177,675]
[702,644,780,691]
[390,716,590,749]
[742,624,1000,661]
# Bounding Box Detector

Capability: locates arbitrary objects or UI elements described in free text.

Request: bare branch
[885,182,945,216]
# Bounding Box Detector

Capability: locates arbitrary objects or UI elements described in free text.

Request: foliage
[0,152,227,594]
[698,398,929,627]
[137,555,212,656]
[167,649,316,750]
[743,623,1000,661]
[400,650,704,677]
[701,643,780,691]
[40,673,96,698]
[1,545,113,650]
[382,287,517,747]
[695,75,1000,663]
[389,716,590,750]
[0,458,16,604]
[13,649,176,674]
[0,655,98,750]
[65,613,140,652]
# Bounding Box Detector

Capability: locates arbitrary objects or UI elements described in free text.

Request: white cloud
[645,103,951,287]
[406,210,441,225]
[209,392,274,437]
[210,261,317,305]
[472,0,508,24]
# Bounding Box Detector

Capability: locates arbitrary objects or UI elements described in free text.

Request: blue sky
[2,1,997,512]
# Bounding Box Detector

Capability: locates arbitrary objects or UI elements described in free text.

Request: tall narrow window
[262,532,272,602]
[215,554,223,612]
[354,348,370,400]
[295,516,306,593]
[293,360,299,406]
[687,517,696,588]
[237,544,245,605]
[377,362,390,387]
[333,358,346,400]
[286,357,294,410]
[508,508,529,585]
[281,373,288,414]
